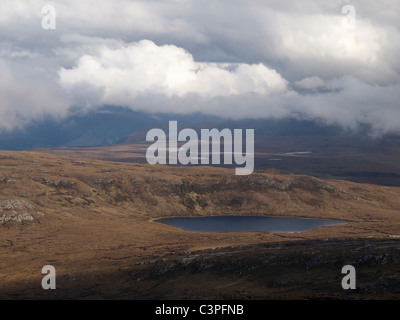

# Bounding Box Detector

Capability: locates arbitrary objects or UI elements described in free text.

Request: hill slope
[0,150,399,299]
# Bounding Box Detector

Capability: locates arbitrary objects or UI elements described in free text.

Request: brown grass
[0,150,399,299]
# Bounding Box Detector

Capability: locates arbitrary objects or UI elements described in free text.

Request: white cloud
[58,40,288,102]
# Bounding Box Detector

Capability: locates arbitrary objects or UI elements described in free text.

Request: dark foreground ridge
[2,237,399,300]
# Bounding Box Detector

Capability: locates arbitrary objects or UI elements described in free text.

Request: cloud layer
[1,0,400,135]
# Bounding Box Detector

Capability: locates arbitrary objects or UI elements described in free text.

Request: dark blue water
[156,216,346,233]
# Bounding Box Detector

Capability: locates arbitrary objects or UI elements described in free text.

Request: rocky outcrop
[33,170,359,214]
[41,178,76,188]
[0,199,37,224]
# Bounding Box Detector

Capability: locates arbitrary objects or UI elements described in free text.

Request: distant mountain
[0,105,372,151]
[121,116,347,144]
[0,106,222,150]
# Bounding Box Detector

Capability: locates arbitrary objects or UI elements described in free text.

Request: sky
[0,0,399,135]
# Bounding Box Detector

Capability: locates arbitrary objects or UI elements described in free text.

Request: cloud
[0,59,69,132]
[0,0,399,135]
[294,76,325,90]
[58,40,288,102]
